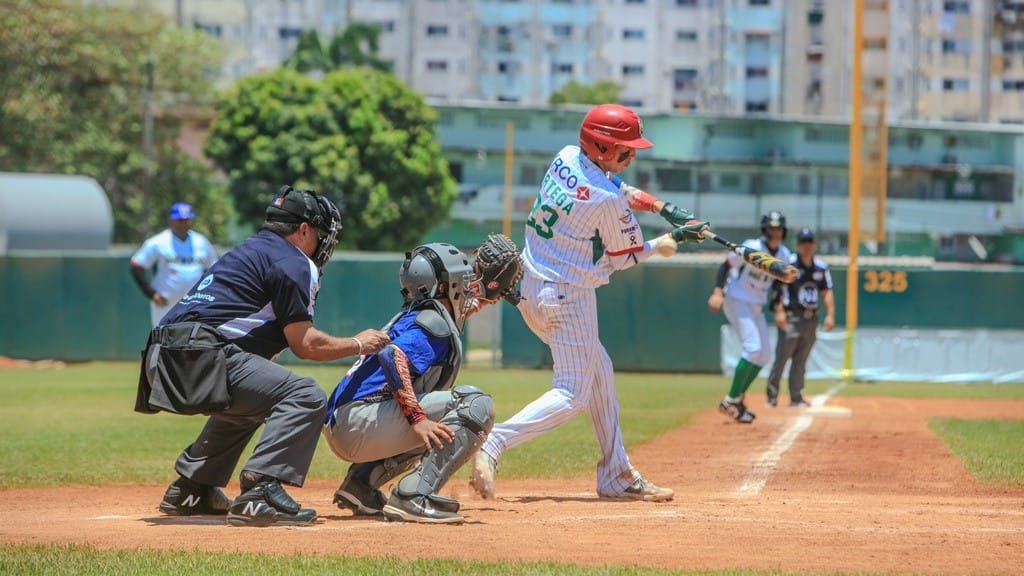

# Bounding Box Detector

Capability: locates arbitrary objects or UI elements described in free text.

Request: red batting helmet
[579,104,653,162]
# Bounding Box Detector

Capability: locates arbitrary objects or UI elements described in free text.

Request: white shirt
[131,229,218,302]
[724,237,792,305]
[522,145,658,289]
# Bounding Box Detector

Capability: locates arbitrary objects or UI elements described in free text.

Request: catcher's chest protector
[408,301,462,395]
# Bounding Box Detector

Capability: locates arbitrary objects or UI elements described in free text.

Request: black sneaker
[333,472,387,516]
[381,492,463,524]
[226,479,317,527]
[158,476,232,516]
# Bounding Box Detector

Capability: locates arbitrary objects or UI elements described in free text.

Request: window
[676,0,698,5]
[278,27,302,39]
[194,22,222,37]
[426,60,448,71]
[808,9,823,24]
[622,64,645,76]
[655,168,691,191]
[1003,80,1024,91]
[750,0,770,5]
[941,39,970,54]
[673,68,698,90]
[942,78,968,91]
[426,24,449,37]
[625,0,646,3]
[1003,40,1024,53]
[551,62,574,74]
[745,101,769,112]
[378,20,395,33]
[676,29,698,41]
[622,28,646,40]
[942,1,969,13]
[673,100,697,110]
[497,61,519,73]
[552,24,573,38]
[746,67,769,78]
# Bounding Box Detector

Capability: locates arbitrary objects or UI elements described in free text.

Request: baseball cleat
[719,398,756,424]
[789,399,811,408]
[599,476,674,502]
[469,450,497,499]
[333,471,387,516]
[381,493,464,524]
[226,479,317,527]
[158,476,232,516]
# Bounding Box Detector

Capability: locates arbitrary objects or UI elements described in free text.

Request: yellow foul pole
[845,0,864,382]
[503,121,515,237]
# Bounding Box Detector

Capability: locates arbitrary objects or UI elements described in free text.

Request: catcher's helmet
[760,210,787,240]
[400,243,476,330]
[266,185,342,271]
[579,104,653,162]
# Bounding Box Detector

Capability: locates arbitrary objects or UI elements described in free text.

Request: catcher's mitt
[473,233,524,306]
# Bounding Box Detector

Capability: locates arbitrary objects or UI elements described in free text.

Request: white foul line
[734,382,846,496]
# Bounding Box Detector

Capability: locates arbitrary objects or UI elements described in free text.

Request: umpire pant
[173,345,327,489]
[766,314,818,403]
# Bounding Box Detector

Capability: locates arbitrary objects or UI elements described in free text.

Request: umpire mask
[399,243,476,331]
[266,186,342,271]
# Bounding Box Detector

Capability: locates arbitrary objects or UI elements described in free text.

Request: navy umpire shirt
[161,230,320,359]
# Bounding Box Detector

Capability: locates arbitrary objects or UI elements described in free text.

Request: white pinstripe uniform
[722,238,792,367]
[479,145,661,496]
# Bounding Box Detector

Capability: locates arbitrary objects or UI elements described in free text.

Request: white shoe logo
[181,494,201,508]
[242,501,259,516]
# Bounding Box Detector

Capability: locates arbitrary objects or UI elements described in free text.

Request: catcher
[322,235,522,524]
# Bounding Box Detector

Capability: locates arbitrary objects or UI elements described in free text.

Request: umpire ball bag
[135,322,231,415]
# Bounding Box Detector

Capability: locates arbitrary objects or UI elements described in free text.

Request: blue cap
[168,202,195,221]
[797,227,815,242]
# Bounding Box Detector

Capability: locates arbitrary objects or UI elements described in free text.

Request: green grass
[0,363,726,488]
[0,543,852,576]
[930,419,1024,485]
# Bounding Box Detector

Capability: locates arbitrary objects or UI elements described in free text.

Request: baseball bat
[700,229,799,283]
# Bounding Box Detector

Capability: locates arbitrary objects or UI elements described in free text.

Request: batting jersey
[778,254,833,316]
[130,229,217,302]
[160,230,320,360]
[724,238,792,305]
[326,310,450,419]
[523,145,656,289]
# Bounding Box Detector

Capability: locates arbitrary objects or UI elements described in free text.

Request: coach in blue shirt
[137,186,389,527]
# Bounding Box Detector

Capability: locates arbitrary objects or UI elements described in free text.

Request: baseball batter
[708,211,792,423]
[767,227,834,407]
[470,104,707,501]
[130,202,218,326]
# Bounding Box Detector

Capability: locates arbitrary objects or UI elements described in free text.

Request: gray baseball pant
[323,391,453,463]
[767,315,818,403]
[173,345,327,489]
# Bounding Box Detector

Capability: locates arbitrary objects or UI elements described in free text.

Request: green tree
[0,0,233,243]
[204,67,456,251]
[548,80,624,106]
[284,23,388,74]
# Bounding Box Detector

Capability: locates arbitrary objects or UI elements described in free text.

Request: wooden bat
[700,229,799,283]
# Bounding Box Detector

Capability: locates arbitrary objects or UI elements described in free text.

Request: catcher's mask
[399,243,476,331]
[266,185,342,271]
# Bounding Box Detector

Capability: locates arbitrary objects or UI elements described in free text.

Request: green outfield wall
[2,254,1022,369]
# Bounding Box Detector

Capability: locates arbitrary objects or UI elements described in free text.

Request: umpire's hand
[354,329,389,355]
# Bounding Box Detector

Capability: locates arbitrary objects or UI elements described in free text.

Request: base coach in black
[766,227,835,408]
[137,186,389,527]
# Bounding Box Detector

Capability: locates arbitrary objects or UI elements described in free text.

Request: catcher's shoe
[158,476,232,516]
[599,476,674,502]
[381,492,464,524]
[226,479,317,527]
[469,450,497,499]
[333,471,387,516]
[719,398,756,424]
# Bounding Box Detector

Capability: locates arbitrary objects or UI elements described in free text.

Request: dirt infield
[2,396,1022,574]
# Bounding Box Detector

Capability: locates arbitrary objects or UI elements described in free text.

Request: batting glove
[659,202,693,228]
[670,220,710,244]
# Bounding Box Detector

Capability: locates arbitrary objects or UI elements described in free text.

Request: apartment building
[83,0,1024,123]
